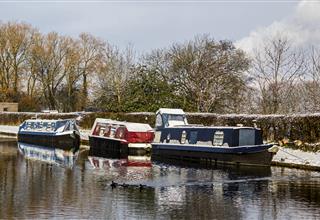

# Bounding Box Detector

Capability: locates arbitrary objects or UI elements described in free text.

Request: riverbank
[1,125,319,171]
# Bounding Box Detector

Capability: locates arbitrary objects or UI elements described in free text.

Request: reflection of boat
[152,108,278,167]
[89,118,154,155]
[88,146,151,170]
[18,142,77,168]
[18,119,80,151]
[152,156,272,177]
[88,155,151,170]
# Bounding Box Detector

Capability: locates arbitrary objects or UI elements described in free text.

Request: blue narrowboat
[18,119,80,152]
[152,108,278,166]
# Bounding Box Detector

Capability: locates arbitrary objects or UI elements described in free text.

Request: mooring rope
[278,147,309,164]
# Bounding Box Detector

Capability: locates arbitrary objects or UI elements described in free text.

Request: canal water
[1,139,320,219]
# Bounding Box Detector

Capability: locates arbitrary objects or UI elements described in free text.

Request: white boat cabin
[155,108,188,129]
[90,118,154,143]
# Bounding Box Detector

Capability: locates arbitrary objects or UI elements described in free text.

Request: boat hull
[152,144,275,167]
[18,131,80,152]
[89,135,151,156]
[89,136,127,155]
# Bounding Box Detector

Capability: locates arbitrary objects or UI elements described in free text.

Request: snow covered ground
[0,125,19,134]
[0,125,319,169]
[273,147,320,167]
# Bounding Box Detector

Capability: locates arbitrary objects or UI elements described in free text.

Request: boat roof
[169,125,257,130]
[156,108,185,115]
[24,119,72,123]
[94,118,153,132]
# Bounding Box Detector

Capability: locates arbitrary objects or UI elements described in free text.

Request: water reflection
[0,139,320,219]
[18,142,78,168]
[88,147,151,170]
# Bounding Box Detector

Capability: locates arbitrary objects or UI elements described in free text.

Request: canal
[1,138,320,219]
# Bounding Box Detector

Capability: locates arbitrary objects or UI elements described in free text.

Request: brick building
[0,102,18,112]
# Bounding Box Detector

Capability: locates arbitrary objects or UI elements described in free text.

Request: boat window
[166,133,171,143]
[162,114,169,127]
[50,122,55,131]
[64,122,70,131]
[115,126,125,139]
[31,122,37,129]
[189,131,197,144]
[55,121,67,132]
[93,125,100,135]
[168,115,184,121]
[40,122,47,131]
[104,125,111,137]
[168,114,187,127]
[180,130,187,144]
[99,127,105,136]
[154,131,161,143]
[69,121,74,130]
[155,114,163,127]
[46,122,54,131]
[110,125,118,138]
[26,122,32,130]
[213,131,224,146]
[239,129,255,146]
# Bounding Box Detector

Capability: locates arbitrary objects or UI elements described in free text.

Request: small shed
[0,102,18,112]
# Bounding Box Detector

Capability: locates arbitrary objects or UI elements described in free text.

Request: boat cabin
[155,108,188,129]
[90,118,154,143]
[154,108,263,147]
[19,119,78,133]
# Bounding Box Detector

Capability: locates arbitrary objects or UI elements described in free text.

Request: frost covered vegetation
[1,22,320,114]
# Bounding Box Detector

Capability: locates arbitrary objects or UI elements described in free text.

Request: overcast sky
[0,1,314,54]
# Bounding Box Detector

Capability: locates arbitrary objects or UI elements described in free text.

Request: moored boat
[152,108,278,167]
[89,118,154,155]
[18,119,80,151]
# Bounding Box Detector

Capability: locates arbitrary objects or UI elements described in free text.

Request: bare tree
[0,22,35,101]
[297,46,320,113]
[77,33,105,110]
[30,32,72,110]
[251,35,306,114]
[94,44,135,111]
[169,35,250,113]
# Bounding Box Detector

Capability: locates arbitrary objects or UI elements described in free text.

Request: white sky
[237,1,320,54]
[0,1,306,54]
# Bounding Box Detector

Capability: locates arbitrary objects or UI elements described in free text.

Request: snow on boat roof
[24,119,71,123]
[156,108,185,115]
[170,125,256,130]
[94,118,153,132]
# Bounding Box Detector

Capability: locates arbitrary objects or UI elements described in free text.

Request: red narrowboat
[89,118,154,155]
